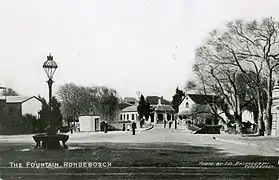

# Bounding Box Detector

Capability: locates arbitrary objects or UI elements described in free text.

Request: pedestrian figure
[122,123,126,131]
[164,120,166,128]
[132,120,136,135]
[168,120,172,129]
[100,121,105,131]
[104,121,108,133]
[70,124,73,134]
[175,120,177,129]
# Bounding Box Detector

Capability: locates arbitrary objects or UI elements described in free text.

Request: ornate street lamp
[33,53,68,149]
[43,53,58,135]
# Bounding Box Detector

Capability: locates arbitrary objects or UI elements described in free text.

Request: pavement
[0,124,279,156]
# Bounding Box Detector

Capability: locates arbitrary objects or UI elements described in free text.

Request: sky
[0,0,279,100]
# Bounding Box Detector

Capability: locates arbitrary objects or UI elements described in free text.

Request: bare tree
[57,83,120,124]
[194,17,279,135]
[94,86,120,122]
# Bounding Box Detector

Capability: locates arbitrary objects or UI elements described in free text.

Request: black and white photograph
[0,0,279,179]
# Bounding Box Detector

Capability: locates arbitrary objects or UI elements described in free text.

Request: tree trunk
[257,90,264,136]
[257,110,264,136]
[266,71,272,135]
[235,94,242,133]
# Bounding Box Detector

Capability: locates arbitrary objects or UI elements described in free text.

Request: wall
[79,116,100,132]
[119,112,139,121]
[0,103,25,135]
[178,95,195,113]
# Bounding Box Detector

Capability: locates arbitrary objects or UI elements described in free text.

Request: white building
[79,116,101,132]
[119,96,175,124]
[177,93,254,126]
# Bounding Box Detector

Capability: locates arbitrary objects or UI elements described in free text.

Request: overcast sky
[0,0,279,100]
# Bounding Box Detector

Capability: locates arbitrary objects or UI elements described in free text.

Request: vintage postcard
[0,0,279,179]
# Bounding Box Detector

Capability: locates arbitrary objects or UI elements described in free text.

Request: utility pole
[136,91,142,99]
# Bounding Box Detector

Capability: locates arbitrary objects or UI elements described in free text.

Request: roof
[0,96,41,104]
[146,96,171,105]
[119,102,133,110]
[177,110,191,116]
[121,105,138,112]
[124,97,137,102]
[154,104,175,112]
[180,94,218,105]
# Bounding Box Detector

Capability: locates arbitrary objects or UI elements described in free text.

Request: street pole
[47,78,53,126]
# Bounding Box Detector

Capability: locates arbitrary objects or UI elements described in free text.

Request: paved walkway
[0,125,279,156]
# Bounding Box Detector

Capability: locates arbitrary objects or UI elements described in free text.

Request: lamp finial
[47,53,53,60]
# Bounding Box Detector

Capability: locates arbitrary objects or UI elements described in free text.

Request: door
[95,118,100,131]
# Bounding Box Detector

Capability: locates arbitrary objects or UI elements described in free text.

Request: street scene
[2,0,279,179]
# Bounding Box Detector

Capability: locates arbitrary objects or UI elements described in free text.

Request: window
[127,114,129,120]
[120,114,122,120]
[124,114,126,120]
[132,114,135,120]
[185,102,189,108]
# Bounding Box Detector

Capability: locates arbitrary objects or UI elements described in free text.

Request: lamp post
[43,53,58,135]
[32,53,68,149]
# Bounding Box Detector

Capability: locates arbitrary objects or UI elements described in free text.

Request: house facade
[120,105,139,122]
[177,93,254,126]
[0,96,42,134]
[177,94,218,125]
[0,96,42,116]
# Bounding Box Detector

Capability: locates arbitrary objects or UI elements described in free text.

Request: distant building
[119,96,175,124]
[79,116,100,132]
[0,96,41,117]
[177,93,254,126]
[123,97,138,105]
[119,105,138,122]
[150,98,175,124]
[0,96,42,135]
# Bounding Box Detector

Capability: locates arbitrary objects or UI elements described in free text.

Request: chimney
[158,98,161,105]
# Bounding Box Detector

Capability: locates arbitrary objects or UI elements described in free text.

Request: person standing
[122,123,126,131]
[132,120,136,135]
[168,120,172,129]
[70,124,73,134]
[175,120,177,130]
[100,120,105,132]
[104,121,108,133]
[164,120,167,128]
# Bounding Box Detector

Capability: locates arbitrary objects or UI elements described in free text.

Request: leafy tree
[171,87,185,113]
[1,88,19,96]
[22,113,38,133]
[137,95,151,120]
[38,96,63,132]
[57,83,120,124]
[95,87,120,122]
[57,83,93,122]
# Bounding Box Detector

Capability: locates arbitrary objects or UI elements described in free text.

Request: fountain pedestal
[33,133,69,149]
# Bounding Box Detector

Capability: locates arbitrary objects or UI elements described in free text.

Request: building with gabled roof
[0,96,42,135]
[177,92,254,127]
[0,96,42,116]
[118,96,175,124]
